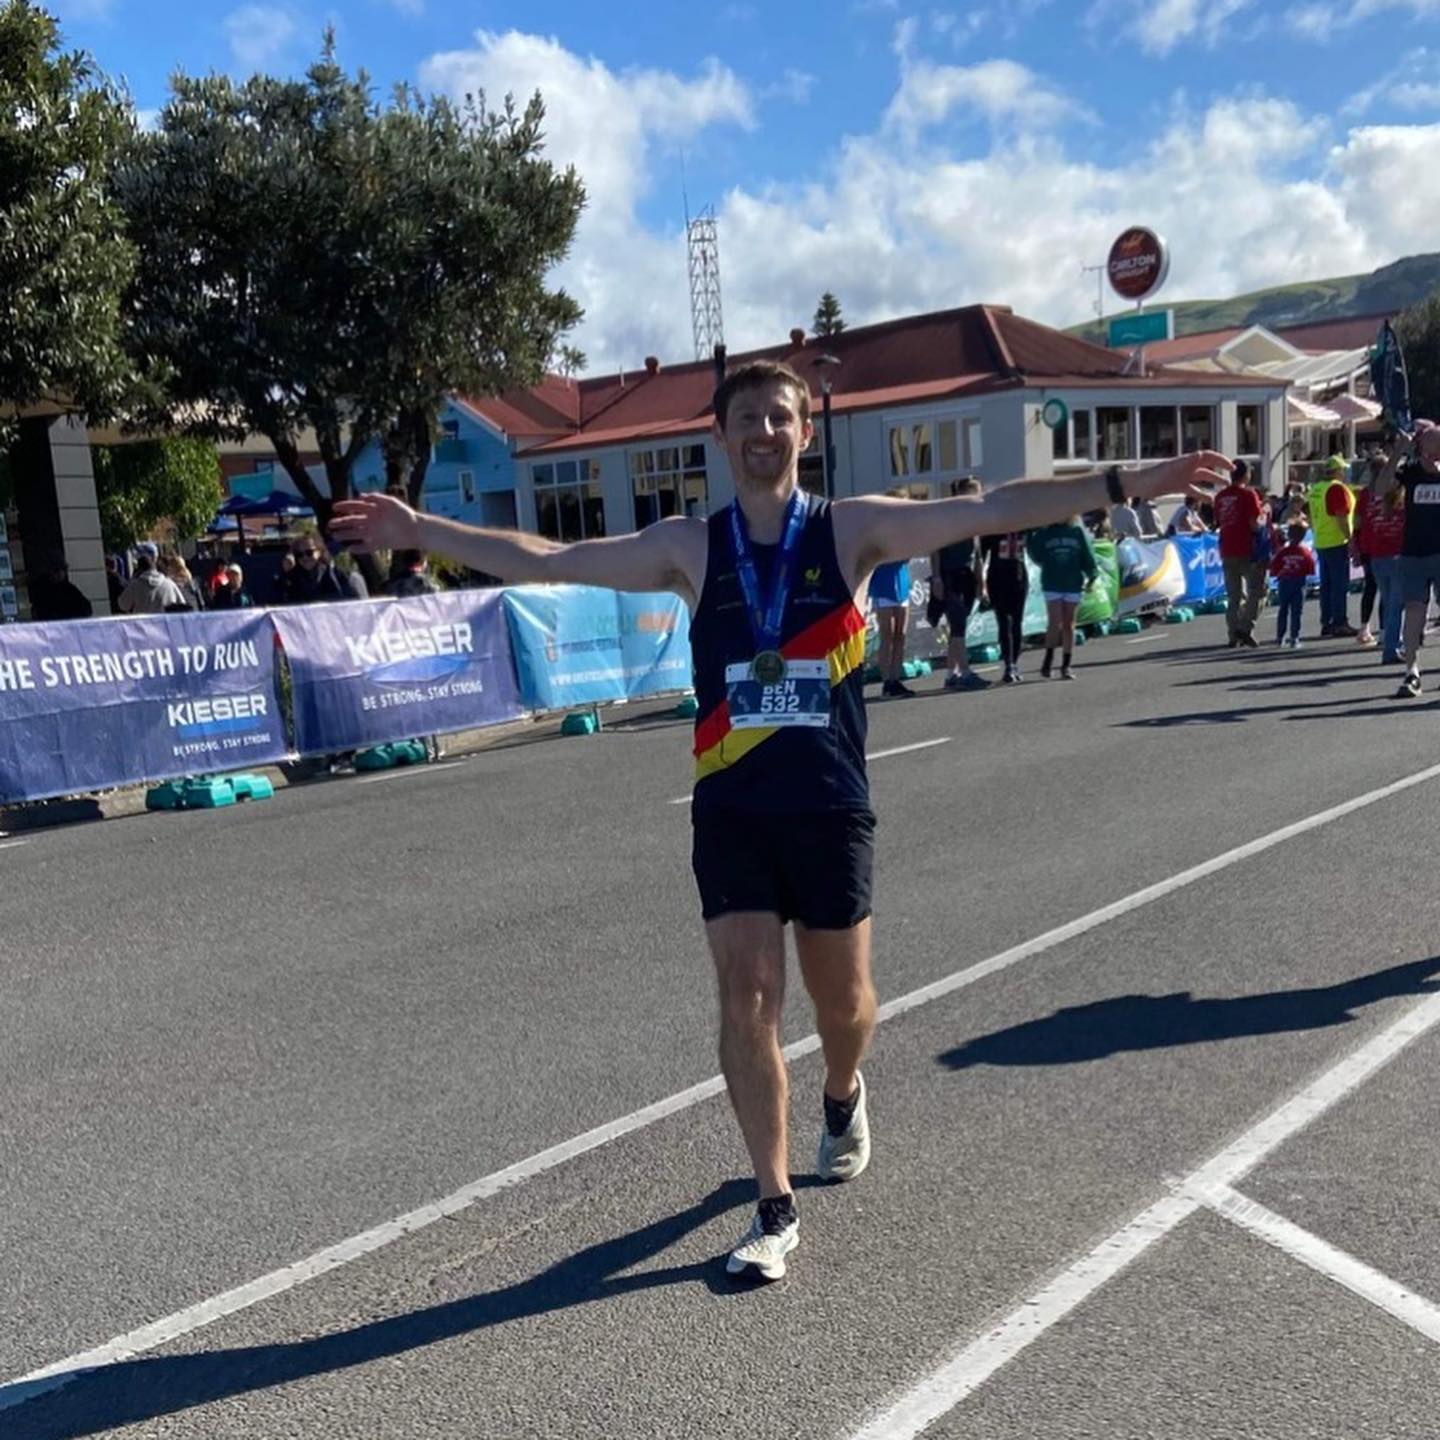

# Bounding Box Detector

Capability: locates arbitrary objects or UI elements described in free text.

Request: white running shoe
[817,1071,871,1182]
[726,1210,799,1280]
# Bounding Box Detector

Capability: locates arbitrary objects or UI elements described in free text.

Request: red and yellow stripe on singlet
[693,601,867,782]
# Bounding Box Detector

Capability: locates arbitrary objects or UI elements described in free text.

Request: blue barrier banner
[1116,537,1187,616]
[0,611,288,804]
[502,585,692,710]
[273,591,524,754]
[1172,534,1225,603]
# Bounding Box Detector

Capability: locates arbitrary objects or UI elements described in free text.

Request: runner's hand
[1130,450,1232,503]
[329,493,421,553]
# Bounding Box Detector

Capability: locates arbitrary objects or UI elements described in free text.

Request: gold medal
[751,650,788,685]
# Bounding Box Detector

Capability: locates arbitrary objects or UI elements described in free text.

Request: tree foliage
[812,292,846,338]
[0,0,137,430]
[115,35,586,539]
[1395,291,1440,427]
[92,437,222,552]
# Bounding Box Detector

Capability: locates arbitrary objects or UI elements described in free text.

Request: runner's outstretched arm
[328,494,702,603]
[840,452,1231,572]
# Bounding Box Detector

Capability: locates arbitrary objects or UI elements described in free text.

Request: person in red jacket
[1355,462,1407,663]
[1270,523,1317,649]
[1214,460,1266,647]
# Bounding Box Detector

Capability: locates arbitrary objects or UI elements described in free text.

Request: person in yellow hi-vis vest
[1307,455,1357,637]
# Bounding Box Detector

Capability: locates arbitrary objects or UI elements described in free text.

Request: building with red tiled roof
[502,303,1285,542]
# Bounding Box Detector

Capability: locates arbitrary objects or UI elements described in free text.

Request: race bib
[725,658,831,729]
[1412,483,1440,506]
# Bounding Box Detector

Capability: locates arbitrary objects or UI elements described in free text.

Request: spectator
[1167,496,1208,535]
[1109,496,1143,540]
[867,557,913,698]
[1028,516,1096,680]
[1134,495,1162,538]
[278,551,299,602]
[290,536,368,602]
[979,529,1029,684]
[28,555,93,621]
[212,562,254,609]
[116,548,186,614]
[1214,459,1266,649]
[1307,454,1357,637]
[104,555,125,612]
[385,549,440,599]
[1357,455,1406,664]
[930,477,990,692]
[161,554,206,611]
[1269,522,1316,649]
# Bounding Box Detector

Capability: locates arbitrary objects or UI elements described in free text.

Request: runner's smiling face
[716,380,814,494]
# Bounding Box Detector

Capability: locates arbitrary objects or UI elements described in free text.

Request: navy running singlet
[690,492,870,812]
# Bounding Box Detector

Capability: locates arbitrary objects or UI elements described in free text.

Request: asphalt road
[4,612,1440,1439]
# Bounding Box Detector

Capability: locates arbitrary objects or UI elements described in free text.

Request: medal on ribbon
[730,489,808,683]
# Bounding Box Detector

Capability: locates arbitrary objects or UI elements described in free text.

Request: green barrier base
[1072,629,1087,646]
[1087,620,1112,638]
[1165,607,1195,624]
[561,710,601,736]
[181,778,236,809]
[1116,616,1144,635]
[902,659,932,679]
[228,773,275,801]
[355,745,397,771]
[145,781,187,811]
[862,663,883,685]
[967,644,1000,664]
[673,695,699,719]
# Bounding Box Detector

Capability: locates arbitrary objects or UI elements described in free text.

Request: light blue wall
[349,399,518,525]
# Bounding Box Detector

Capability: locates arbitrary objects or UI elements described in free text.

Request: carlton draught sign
[1107,226,1170,303]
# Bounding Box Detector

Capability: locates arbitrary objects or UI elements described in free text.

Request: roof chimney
[712,343,727,391]
[789,328,806,347]
[644,355,660,375]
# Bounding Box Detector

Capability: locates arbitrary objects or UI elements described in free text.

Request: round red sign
[1107,227,1170,303]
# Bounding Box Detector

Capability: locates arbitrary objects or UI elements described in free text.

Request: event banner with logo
[0,611,288,803]
[1172,535,1225,604]
[502,585,692,711]
[273,591,524,754]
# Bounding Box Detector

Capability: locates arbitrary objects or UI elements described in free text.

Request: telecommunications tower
[686,204,725,363]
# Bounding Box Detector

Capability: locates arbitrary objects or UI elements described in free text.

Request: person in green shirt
[1027,516,1098,679]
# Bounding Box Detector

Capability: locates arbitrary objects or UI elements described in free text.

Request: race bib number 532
[725,659,831,729]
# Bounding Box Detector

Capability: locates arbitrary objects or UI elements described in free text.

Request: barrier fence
[0,537,1273,805]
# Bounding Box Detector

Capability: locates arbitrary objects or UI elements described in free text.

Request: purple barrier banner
[272,590,524,754]
[0,611,288,803]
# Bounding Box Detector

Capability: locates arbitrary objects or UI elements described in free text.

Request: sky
[46,0,1440,375]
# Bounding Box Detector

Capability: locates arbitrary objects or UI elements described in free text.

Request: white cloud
[1343,47,1440,115]
[223,5,298,70]
[417,28,1440,374]
[1090,0,1252,54]
[1286,0,1440,40]
[764,69,816,105]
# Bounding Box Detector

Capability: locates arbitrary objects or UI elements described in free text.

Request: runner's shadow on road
[11,1175,826,1439]
[938,956,1440,1071]
[1117,694,1364,725]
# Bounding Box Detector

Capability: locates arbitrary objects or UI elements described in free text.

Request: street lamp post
[816,353,841,498]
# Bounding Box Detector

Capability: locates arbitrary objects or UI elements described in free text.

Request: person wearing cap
[1306,455,1357,637]
[117,548,186,614]
[212,562,254,608]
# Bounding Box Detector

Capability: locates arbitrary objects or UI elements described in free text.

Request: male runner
[1378,421,1440,697]
[331,360,1228,1281]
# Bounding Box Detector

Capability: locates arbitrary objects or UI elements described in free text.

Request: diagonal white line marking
[1184,1181,1440,1344]
[356,761,463,785]
[7,761,1440,1416]
[847,989,1440,1440]
[0,839,31,850]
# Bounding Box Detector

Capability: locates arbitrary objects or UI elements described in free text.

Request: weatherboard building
[504,304,1287,543]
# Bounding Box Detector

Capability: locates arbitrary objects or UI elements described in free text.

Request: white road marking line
[7,760,1440,1414]
[355,761,463,785]
[0,839,30,850]
[668,737,952,803]
[1125,633,1163,645]
[1185,1181,1440,1345]
[847,989,1440,1440]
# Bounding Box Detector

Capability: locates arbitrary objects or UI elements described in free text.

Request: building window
[534,458,604,542]
[630,442,708,528]
[1237,404,1262,456]
[441,419,460,440]
[1097,407,1133,462]
[1139,406,1178,459]
[1053,418,1070,461]
[963,419,982,469]
[1073,409,1092,461]
[889,416,971,479]
[1181,406,1214,453]
[459,470,475,505]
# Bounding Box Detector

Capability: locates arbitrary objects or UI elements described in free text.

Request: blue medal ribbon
[729,488,809,655]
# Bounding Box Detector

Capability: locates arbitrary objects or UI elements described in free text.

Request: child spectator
[1269,522,1316,650]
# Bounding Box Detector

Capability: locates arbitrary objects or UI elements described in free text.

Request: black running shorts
[691,807,876,929]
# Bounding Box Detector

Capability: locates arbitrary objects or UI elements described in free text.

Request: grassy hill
[1066,252,1440,345]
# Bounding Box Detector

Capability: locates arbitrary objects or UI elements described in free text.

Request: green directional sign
[1108,310,1172,347]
